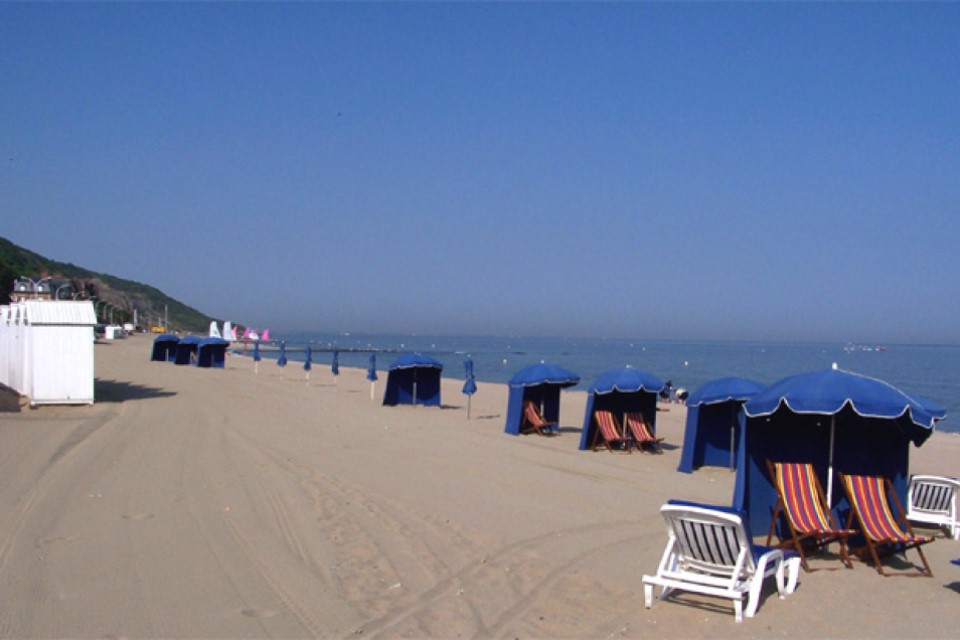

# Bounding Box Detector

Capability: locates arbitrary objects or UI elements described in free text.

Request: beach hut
[579,367,664,450]
[151,334,180,362]
[19,300,97,405]
[383,353,443,407]
[732,365,945,534]
[678,377,763,473]
[504,363,579,436]
[173,335,202,365]
[196,337,229,368]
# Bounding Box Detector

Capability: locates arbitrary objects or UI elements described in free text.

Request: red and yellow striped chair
[591,410,633,453]
[624,412,664,454]
[839,472,934,577]
[522,400,558,437]
[766,461,853,571]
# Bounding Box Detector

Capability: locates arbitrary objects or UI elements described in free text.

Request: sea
[244,333,960,434]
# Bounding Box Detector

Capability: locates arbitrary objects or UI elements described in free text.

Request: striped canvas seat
[840,473,934,577]
[624,412,664,453]
[766,462,852,571]
[591,410,632,453]
[643,501,800,622]
[521,400,558,437]
[907,475,959,540]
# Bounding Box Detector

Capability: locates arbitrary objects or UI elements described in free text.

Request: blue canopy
[383,353,443,406]
[277,341,287,368]
[504,363,579,436]
[678,377,763,473]
[733,366,945,534]
[331,348,339,376]
[173,335,202,365]
[366,353,378,381]
[304,345,312,372]
[579,367,664,450]
[196,337,229,368]
[151,333,179,362]
[508,363,580,388]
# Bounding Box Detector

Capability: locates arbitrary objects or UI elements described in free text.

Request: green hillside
[0,236,214,332]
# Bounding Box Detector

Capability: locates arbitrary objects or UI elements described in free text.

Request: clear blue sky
[2,3,958,344]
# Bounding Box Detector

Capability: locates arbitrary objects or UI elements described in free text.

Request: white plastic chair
[907,475,959,540]
[643,501,800,622]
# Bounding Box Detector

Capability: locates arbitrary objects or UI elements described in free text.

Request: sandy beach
[1,334,958,639]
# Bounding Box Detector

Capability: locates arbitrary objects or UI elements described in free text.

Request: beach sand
[0,334,958,638]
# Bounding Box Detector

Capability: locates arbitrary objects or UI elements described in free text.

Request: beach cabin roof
[23,300,97,326]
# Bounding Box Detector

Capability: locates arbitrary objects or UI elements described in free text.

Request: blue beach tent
[173,335,202,365]
[678,377,763,473]
[151,333,179,362]
[580,367,664,450]
[196,337,229,368]
[504,363,579,436]
[732,365,945,535]
[383,353,443,407]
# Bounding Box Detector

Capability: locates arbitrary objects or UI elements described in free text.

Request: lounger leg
[782,556,801,594]
[734,598,744,623]
[643,583,654,609]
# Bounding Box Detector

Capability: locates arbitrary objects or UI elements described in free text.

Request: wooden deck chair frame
[839,472,934,577]
[590,410,633,453]
[624,411,664,453]
[521,400,558,437]
[906,474,960,540]
[642,501,801,623]
[765,461,853,571]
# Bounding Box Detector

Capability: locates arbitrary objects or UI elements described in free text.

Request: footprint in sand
[241,608,279,618]
[121,513,155,521]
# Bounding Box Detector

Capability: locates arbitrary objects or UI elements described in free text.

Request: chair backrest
[625,412,655,442]
[524,401,546,426]
[594,410,622,441]
[772,462,834,534]
[661,502,754,580]
[842,474,912,543]
[909,475,958,515]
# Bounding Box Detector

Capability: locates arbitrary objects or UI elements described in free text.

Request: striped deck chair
[624,412,664,453]
[522,400,558,436]
[839,472,934,577]
[591,410,633,453]
[906,475,959,540]
[643,500,801,623]
[766,461,853,571]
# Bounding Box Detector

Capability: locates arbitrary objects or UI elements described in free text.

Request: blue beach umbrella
[332,347,340,382]
[304,345,313,381]
[277,341,287,378]
[580,366,664,450]
[734,363,946,533]
[463,356,478,419]
[252,339,262,374]
[505,363,580,436]
[367,353,378,400]
[679,376,764,473]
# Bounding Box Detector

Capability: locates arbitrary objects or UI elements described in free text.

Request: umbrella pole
[370,381,375,401]
[827,416,836,507]
[467,395,471,420]
[730,423,735,471]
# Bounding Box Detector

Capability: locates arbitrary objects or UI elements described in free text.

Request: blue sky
[2,3,958,343]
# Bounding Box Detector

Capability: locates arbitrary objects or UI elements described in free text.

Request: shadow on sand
[95,379,177,403]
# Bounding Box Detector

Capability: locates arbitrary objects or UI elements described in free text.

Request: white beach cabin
[20,300,97,406]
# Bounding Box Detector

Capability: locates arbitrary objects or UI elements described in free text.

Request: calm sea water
[249,333,959,434]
